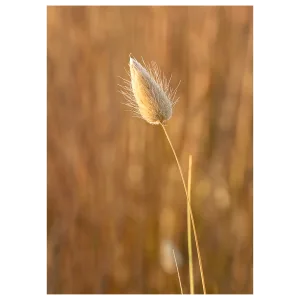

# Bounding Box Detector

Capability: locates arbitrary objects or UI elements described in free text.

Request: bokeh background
[47,6,253,294]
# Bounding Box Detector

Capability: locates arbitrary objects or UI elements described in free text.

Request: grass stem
[187,155,194,294]
[160,123,206,294]
[173,249,183,294]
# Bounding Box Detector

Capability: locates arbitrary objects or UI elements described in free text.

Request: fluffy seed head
[119,56,179,125]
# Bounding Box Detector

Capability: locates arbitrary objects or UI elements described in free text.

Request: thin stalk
[187,155,194,294]
[173,249,183,294]
[160,123,206,294]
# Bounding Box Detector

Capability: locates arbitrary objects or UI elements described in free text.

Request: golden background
[47,6,253,294]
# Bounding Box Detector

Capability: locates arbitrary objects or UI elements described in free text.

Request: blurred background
[47,6,253,294]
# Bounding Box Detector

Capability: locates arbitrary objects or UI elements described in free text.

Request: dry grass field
[47,6,253,294]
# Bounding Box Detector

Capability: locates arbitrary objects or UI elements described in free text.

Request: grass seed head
[119,56,179,125]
